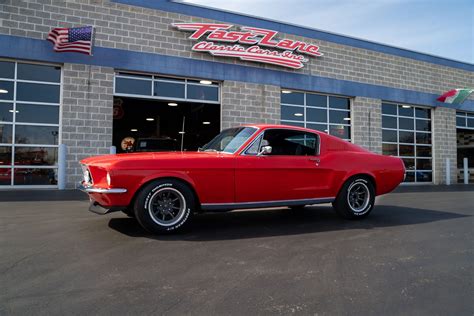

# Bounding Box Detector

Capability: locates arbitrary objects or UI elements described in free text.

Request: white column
[464,158,469,184]
[445,158,451,185]
[57,144,67,190]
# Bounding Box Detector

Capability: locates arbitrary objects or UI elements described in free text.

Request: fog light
[106,173,111,186]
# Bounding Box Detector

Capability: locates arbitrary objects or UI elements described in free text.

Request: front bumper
[78,182,127,194]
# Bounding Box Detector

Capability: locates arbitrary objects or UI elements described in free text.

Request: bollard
[109,146,117,154]
[445,158,450,185]
[464,158,469,184]
[57,144,67,190]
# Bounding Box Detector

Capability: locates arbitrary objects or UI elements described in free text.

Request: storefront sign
[173,23,323,69]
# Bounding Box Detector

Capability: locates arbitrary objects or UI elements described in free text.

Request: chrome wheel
[347,182,370,213]
[148,187,187,226]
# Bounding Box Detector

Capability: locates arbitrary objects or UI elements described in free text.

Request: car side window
[262,129,318,156]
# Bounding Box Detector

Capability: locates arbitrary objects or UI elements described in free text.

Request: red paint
[81,125,405,209]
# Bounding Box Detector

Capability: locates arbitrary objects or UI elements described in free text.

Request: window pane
[281,91,304,105]
[416,119,431,131]
[187,84,218,101]
[281,105,304,121]
[17,82,60,103]
[382,129,397,142]
[14,168,57,185]
[0,124,12,143]
[281,120,304,127]
[15,125,59,145]
[416,159,432,170]
[399,117,414,130]
[17,63,61,83]
[329,97,350,110]
[468,112,474,118]
[0,61,15,79]
[456,116,466,127]
[402,158,415,170]
[0,103,13,122]
[263,129,317,155]
[382,103,397,115]
[0,81,14,100]
[416,146,432,157]
[115,77,151,96]
[245,136,261,155]
[329,125,350,139]
[399,131,414,143]
[14,147,58,166]
[382,143,397,155]
[404,171,415,182]
[415,108,430,119]
[329,110,350,124]
[0,146,12,165]
[382,115,397,128]
[398,105,414,117]
[468,118,474,128]
[306,94,327,107]
[16,104,59,124]
[0,168,11,185]
[416,132,431,144]
[307,123,327,132]
[306,107,327,122]
[284,133,317,155]
[416,171,432,182]
[399,144,414,156]
[154,81,185,99]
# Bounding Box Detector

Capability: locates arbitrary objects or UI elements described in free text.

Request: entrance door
[235,129,329,203]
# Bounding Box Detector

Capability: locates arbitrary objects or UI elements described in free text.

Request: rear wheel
[134,179,195,234]
[333,177,375,219]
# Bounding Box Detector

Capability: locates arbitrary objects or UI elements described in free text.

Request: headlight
[106,172,111,186]
[82,165,91,184]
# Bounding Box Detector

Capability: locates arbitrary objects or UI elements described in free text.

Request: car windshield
[201,127,257,153]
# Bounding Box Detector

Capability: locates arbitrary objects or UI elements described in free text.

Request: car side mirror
[258,145,272,156]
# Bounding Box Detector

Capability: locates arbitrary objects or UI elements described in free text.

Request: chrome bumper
[78,182,127,194]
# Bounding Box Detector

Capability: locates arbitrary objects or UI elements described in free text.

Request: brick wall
[62,63,114,187]
[221,81,280,129]
[432,107,457,184]
[351,97,382,154]
[0,0,472,98]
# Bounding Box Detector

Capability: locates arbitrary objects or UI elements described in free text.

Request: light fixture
[0,89,8,94]
[202,121,211,125]
[178,131,185,134]
[199,80,213,85]
[168,102,178,106]
[281,90,292,94]
[146,118,155,121]
[343,117,351,121]
[402,105,411,108]
[8,110,19,113]
[294,113,303,117]
[324,129,329,133]
[130,128,138,132]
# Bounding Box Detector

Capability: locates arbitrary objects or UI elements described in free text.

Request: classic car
[79,124,405,233]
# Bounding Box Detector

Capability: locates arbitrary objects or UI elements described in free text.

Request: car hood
[80,151,227,168]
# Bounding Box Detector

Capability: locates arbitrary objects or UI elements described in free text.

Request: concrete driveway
[1,186,473,315]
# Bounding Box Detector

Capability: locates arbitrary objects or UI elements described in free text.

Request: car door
[235,128,330,203]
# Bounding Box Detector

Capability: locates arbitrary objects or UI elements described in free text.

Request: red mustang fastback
[79,124,405,233]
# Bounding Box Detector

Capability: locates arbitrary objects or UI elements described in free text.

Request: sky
[182,0,474,63]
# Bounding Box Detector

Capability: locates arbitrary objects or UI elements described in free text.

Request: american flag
[47,26,94,55]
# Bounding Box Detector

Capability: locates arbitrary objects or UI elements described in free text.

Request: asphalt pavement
[1,186,473,315]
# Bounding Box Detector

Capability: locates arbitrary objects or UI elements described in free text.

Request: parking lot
[1,186,473,315]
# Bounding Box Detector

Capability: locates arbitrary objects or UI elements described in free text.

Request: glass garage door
[0,60,61,187]
[382,102,432,183]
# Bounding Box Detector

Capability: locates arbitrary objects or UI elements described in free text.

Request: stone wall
[351,97,382,154]
[62,64,114,187]
[432,107,457,184]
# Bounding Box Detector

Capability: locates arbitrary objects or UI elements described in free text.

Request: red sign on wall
[173,23,323,69]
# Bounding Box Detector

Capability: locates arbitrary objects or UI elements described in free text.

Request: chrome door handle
[309,157,320,166]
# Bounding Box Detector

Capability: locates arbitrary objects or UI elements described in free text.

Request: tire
[333,177,375,219]
[133,179,195,234]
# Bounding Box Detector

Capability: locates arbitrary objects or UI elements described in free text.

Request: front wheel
[333,177,375,219]
[134,179,195,234]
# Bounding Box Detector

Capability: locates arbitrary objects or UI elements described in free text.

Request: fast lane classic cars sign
[173,23,323,69]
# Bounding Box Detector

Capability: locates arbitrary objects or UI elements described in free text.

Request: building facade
[0,0,473,189]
